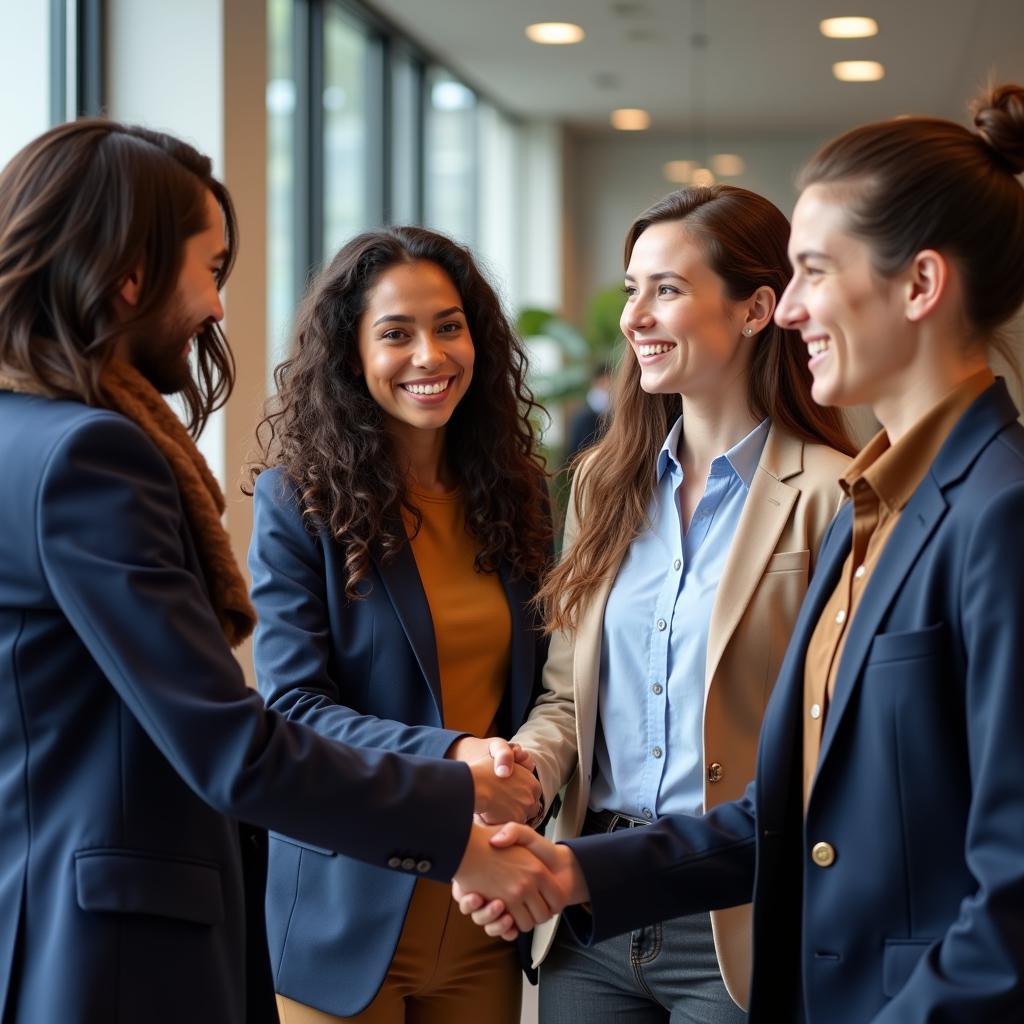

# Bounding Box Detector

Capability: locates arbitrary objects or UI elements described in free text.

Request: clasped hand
[447,735,541,824]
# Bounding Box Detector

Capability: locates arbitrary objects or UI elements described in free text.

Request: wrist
[446,734,482,763]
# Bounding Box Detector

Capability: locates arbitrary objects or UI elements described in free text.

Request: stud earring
[742,327,754,337]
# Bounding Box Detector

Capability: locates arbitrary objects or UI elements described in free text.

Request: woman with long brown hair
[246,226,551,1023]
[509,184,856,1022]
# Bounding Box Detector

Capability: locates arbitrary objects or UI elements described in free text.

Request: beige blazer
[513,424,849,1008]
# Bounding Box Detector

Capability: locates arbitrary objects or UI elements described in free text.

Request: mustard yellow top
[403,486,510,736]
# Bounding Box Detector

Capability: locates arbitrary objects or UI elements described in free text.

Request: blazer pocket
[867,623,947,666]
[269,832,336,857]
[764,549,810,574]
[882,938,934,997]
[74,848,224,925]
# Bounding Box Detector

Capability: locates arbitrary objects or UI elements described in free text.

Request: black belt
[585,808,652,833]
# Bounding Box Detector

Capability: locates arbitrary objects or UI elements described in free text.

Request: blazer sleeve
[248,469,463,758]
[562,783,758,944]
[510,471,585,809]
[36,415,472,879]
[872,482,1024,1023]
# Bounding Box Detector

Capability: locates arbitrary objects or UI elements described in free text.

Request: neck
[872,331,990,444]
[390,421,452,494]
[676,373,760,471]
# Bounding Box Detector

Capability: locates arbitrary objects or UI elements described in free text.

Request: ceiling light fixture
[664,160,695,183]
[820,16,879,38]
[711,153,744,176]
[611,108,651,130]
[526,22,585,45]
[691,167,715,187]
[833,60,885,82]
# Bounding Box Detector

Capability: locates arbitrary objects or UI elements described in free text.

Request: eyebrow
[794,250,832,264]
[623,271,691,285]
[371,306,465,327]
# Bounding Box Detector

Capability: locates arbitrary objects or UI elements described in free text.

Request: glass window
[389,49,422,225]
[0,3,51,168]
[322,5,369,259]
[266,0,297,371]
[424,67,477,244]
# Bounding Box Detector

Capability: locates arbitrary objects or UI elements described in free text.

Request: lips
[805,337,830,357]
[634,342,676,357]
[400,376,453,396]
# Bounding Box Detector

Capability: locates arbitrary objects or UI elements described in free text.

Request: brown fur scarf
[0,360,256,647]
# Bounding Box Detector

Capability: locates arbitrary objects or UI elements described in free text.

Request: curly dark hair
[248,226,551,598]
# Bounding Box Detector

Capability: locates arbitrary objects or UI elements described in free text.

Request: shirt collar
[656,415,770,489]
[841,368,996,513]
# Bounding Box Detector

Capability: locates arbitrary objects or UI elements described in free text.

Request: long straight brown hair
[539,185,856,633]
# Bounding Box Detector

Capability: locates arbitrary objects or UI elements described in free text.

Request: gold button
[854,565,866,579]
[835,609,847,625]
[707,762,723,784]
[810,703,821,720]
[811,841,836,868]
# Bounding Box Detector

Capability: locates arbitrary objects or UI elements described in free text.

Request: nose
[411,331,444,369]
[621,294,655,336]
[209,290,225,324]
[774,280,805,330]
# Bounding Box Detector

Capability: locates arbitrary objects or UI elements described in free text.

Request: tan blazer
[513,424,849,1008]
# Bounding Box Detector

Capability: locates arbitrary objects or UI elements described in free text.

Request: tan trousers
[276,877,521,1024]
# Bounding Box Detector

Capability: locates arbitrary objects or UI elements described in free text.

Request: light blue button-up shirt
[589,416,770,820]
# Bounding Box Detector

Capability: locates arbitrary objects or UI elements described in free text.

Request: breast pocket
[764,548,810,575]
[866,622,947,666]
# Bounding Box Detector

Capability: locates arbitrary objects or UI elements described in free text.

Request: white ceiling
[367,0,1024,135]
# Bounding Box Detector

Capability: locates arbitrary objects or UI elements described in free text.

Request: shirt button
[673,559,681,571]
[415,859,432,874]
[835,608,847,625]
[811,841,836,868]
[401,857,416,871]
[642,807,653,820]
[387,856,402,869]
[707,762,723,784]
[656,618,667,631]
[651,683,663,695]
[810,703,821,719]
[854,565,866,579]
[652,746,663,759]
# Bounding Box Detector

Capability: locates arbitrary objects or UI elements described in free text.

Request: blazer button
[387,856,402,869]
[811,841,836,868]
[707,762,723,784]
[416,859,431,874]
[401,857,416,871]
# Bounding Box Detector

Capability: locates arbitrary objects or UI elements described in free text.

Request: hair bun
[971,83,1024,175]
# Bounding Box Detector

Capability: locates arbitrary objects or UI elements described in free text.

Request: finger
[488,738,514,778]
[488,823,534,848]
[452,879,466,901]
[511,744,537,771]
[511,829,564,871]
[457,892,487,915]
[483,913,519,940]
[468,897,507,925]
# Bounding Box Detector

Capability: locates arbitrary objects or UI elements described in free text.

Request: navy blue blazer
[0,394,474,1024]
[249,467,547,1017]
[564,380,1024,1023]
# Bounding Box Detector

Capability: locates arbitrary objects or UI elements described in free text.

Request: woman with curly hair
[246,226,551,1024]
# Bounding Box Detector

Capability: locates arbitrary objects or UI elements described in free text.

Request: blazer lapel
[705,427,802,696]
[817,475,947,768]
[573,574,614,765]
[374,541,444,719]
[499,564,535,727]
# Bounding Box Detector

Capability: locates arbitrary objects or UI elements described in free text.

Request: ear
[742,285,777,337]
[904,249,948,323]
[118,266,143,307]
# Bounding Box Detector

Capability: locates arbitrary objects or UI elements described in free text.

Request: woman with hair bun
[459,84,1024,1024]
[246,226,552,1023]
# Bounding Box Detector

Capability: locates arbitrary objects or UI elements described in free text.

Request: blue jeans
[539,911,747,1024]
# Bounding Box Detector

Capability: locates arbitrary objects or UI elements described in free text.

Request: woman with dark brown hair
[461,83,1024,1024]
[246,225,551,1023]
[508,184,856,1022]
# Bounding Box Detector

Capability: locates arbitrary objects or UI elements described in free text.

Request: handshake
[446,736,590,940]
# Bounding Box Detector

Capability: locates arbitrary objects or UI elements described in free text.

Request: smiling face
[357,259,474,445]
[620,220,755,400]
[776,184,911,411]
[131,189,227,394]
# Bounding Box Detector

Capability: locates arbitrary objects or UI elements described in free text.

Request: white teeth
[636,343,675,356]
[807,339,830,357]
[403,379,450,395]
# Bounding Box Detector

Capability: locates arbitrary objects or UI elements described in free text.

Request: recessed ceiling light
[691,167,715,187]
[664,160,695,183]
[526,22,585,45]
[833,60,885,82]
[820,16,878,39]
[711,153,744,176]
[611,108,651,130]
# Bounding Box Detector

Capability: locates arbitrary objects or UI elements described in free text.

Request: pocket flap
[882,938,933,997]
[868,623,946,665]
[75,849,224,925]
[268,832,336,857]
[765,549,810,574]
